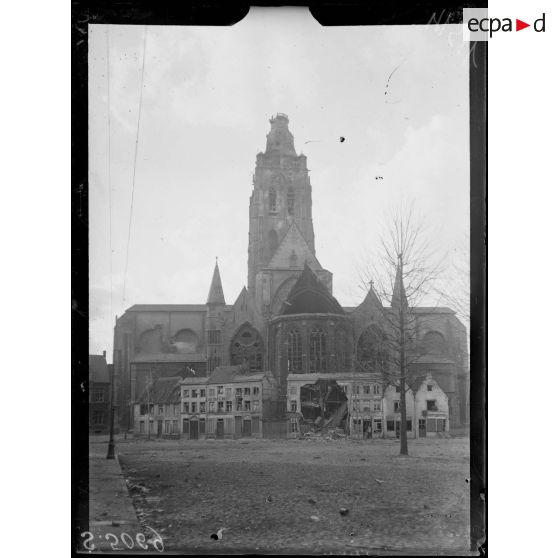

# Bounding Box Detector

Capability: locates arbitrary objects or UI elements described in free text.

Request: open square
[111,436,471,554]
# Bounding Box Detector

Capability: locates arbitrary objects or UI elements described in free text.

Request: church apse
[269,264,354,386]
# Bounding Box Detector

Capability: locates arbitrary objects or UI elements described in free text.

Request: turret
[391,254,408,310]
[206,259,226,373]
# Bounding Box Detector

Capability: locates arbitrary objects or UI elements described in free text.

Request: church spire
[207,258,225,305]
[391,254,408,309]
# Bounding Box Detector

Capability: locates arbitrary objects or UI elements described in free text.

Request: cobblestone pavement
[106,436,473,555]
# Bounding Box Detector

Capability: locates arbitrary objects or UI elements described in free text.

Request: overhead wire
[122,25,148,305]
[106,24,113,323]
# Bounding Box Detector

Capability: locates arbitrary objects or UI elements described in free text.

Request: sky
[89,7,470,360]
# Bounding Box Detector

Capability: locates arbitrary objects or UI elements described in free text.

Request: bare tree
[359,203,444,455]
[434,234,470,325]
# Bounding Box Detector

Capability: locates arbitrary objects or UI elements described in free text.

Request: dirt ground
[115,436,471,555]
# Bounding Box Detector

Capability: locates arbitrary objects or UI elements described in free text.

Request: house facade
[413,374,450,437]
[180,366,280,439]
[134,376,182,437]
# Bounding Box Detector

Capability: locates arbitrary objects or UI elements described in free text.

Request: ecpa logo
[463,8,546,41]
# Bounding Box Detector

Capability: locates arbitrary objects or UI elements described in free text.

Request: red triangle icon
[516,19,530,31]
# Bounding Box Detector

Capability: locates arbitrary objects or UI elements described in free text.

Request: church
[112,113,468,436]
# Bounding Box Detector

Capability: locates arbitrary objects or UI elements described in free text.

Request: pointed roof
[234,286,248,304]
[355,281,383,314]
[282,262,344,315]
[267,221,320,269]
[265,113,297,156]
[391,255,408,309]
[352,280,386,337]
[207,260,225,305]
[89,354,109,383]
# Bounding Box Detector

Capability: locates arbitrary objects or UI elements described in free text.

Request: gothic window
[207,330,221,345]
[287,329,302,372]
[230,324,264,372]
[269,188,277,212]
[336,329,351,371]
[356,325,389,374]
[287,188,295,215]
[309,327,327,373]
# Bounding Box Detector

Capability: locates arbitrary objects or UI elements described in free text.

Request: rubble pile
[300,427,347,442]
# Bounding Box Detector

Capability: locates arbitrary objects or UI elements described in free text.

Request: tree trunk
[399,305,409,455]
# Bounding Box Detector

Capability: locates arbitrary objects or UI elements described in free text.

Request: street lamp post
[106,362,116,459]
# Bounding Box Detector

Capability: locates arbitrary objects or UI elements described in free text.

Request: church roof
[126,304,208,312]
[208,365,268,384]
[137,376,182,405]
[207,260,226,305]
[131,353,207,363]
[281,262,344,315]
[411,307,455,314]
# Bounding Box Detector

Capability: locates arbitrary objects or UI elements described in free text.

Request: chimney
[103,350,106,359]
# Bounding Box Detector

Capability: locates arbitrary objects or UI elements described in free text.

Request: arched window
[269,188,277,212]
[138,328,162,353]
[309,327,327,373]
[230,324,264,372]
[287,188,295,215]
[287,329,302,372]
[336,329,351,371]
[356,325,389,373]
[172,329,199,354]
[422,331,446,354]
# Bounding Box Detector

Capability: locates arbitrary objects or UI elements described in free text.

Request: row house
[286,373,449,439]
[89,352,111,433]
[181,365,280,439]
[134,376,182,437]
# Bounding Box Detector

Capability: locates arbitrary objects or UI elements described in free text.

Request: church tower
[206,259,226,373]
[247,114,316,294]
[247,114,332,321]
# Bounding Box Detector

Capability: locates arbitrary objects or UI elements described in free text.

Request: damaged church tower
[247,113,332,319]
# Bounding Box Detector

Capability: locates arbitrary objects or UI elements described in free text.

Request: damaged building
[113,114,469,437]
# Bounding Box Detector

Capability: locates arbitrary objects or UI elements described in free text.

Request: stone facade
[113,114,469,434]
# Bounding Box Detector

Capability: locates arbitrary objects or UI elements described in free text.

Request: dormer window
[269,188,277,212]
